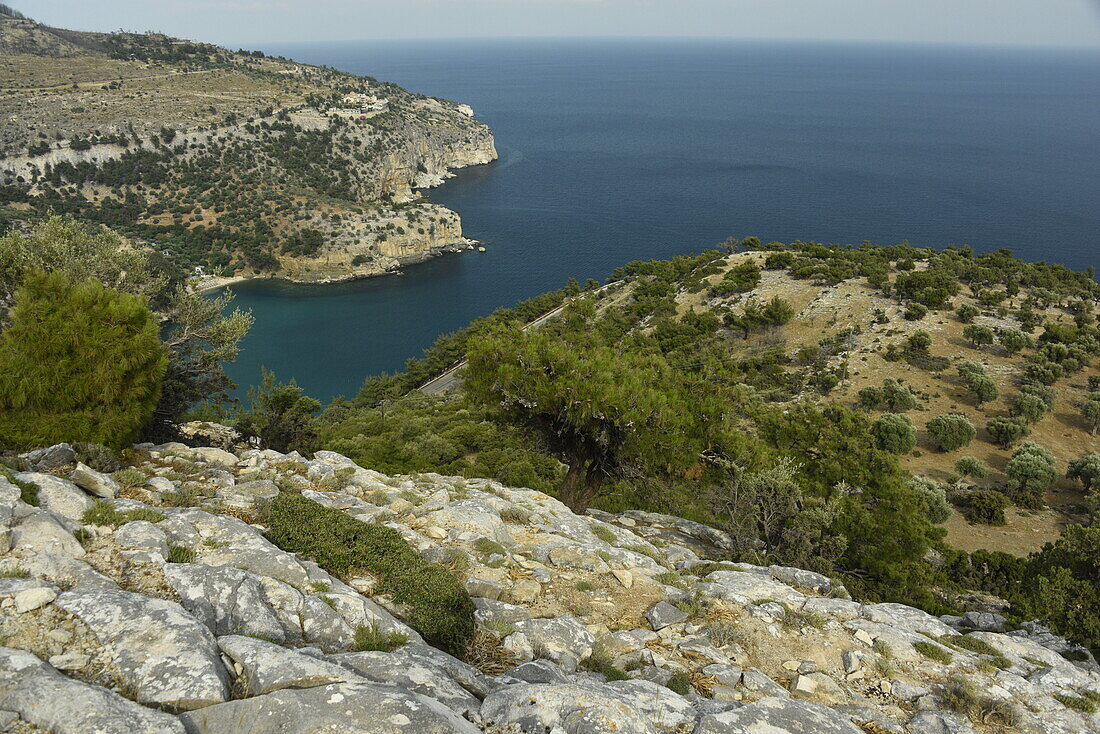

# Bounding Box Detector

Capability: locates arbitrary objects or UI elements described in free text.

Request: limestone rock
[69,463,119,499]
[14,473,91,522]
[217,635,357,695]
[511,616,594,670]
[646,600,688,630]
[701,570,806,605]
[10,509,85,558]
[55,588,230,710]
[114,520,170,556]
[21,443,76,470]
[481,681,662,734]
[13,586,57,613]
[178,681,480,733]
[695,697,864,733]
[328,647,482,715]
[3,673,186,733]
[862,603,956,639]
[214,479,278,511]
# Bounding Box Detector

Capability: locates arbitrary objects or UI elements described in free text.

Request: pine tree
[0,272,166,449]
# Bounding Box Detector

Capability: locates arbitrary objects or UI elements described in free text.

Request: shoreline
[192,239,485,294]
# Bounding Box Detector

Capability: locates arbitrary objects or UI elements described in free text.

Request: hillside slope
[0,10,496,282]
[1,441,1098,732]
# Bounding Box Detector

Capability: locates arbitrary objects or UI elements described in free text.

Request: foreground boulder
[178,681,481,734]
[0,441,1097,733]
[55,588,230,710]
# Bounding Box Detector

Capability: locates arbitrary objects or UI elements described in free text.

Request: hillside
[0,9,496,282]
[318,242,1099,562]
[1,440,1097,732]
[666,250,1098,554]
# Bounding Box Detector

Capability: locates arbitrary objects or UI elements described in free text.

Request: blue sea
[224,39,1100,402]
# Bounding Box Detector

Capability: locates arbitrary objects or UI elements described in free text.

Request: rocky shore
[1,439,1098,733]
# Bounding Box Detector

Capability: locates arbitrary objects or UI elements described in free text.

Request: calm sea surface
[224,39,1100,402]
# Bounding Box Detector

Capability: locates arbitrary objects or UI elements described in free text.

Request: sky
[14,0,1100,48]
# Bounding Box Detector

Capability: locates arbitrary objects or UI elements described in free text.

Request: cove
[222,39,1100,403]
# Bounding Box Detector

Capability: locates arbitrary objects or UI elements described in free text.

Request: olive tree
[927,414,976,452]
[954,456,989,479]
[1067,453,1100,492]
[1005,442,1056,508]
[871,413,916,454]
[985,416,1029,449]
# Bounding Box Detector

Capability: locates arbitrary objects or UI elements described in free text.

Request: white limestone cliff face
[4,441,1096,732]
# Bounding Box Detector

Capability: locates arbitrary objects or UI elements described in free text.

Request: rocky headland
[1,436,1097,733]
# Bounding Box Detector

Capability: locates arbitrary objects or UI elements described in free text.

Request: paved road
[416,283,614,395]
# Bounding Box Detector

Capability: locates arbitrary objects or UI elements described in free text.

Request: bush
[907,477,951,524]
[953,489,1009,525]
[997,328,1032,354]
[965,374,998,407]
[985,416,1029,449]
[858,378,917,412]
[1005,442,1056,507]
[1010,393,1048,424]
[904,303,927,321]
[962,324,995,348]
[872,413,916,454]
[351,623,408,652]
[81,501,166,527]
[938,677,1021,727]
[0,272,166,449]
[954,457,989,479]
[237,368,321,454]
[927,414,975,452]
[955,304,980,323]
[3,470,40,506]
[914,640,953,664]
[1066,453,1100,492]
[264,491,475,654]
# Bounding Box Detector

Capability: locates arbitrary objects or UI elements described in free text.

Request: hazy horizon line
[243,34,1100,53]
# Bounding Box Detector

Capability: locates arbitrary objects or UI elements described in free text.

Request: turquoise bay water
[224,39,1100,402]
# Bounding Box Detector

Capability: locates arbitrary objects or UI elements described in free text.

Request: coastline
[192,239,485,294]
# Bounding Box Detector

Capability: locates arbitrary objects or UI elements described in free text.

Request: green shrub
[907,477,951,524]
[954,457,989,479]
[939,677,1020,727]
[955,304,980,323]
[871,413,916,454]
[654,571,690,590]
[264,491,475,654]
[665,671,693,695]
[351,623,408,652]
[80,501,166,527]
[3,470,39,506]
[962,324,995,348]
[0,272,166,450]
[500,506,531,524]
[953,489,1009,525]
[914,640,953,664]
[112,467,147,488]
[904,303,927,321]
[1005,442,1056,508]
[591,525,617,544]
[237,369,320,454]
[581,642,630,682]
[927,414,976,452]
[167,545,196,563]
[943,634,1011,668]
[1054,694,1097,715]
[985,416,1029,449]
